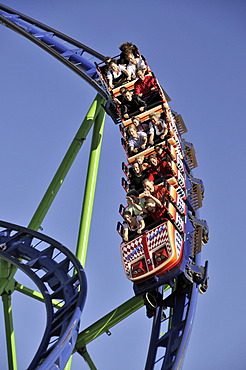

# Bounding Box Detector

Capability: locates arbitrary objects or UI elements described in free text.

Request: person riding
[121,90,147,120]
[143,197,167,222]
[122,210,145,242]
[126,52,146,80]
[107,59,131,89]
[142,179,168,203]
[134,69,161,105]
[148,112,168,145]
[127,124,148,155]
[119,42,139,65]
[147,154,168,182]
[129,161,149,192]
[131,116,149,133]
[125,190,145,215]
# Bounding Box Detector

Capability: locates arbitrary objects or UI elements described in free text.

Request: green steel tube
[1,94,105,294]
[65,107,106,370]
[15,283,63,308]
[0,96,105,370]
[75,295,144,351]
[75,108,106,267]
[77,347,97,370]
[2,294,17,370]
[28,93,105,231]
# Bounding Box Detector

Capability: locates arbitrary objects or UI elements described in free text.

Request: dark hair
[119,42,134,52]
[120,86,128,94]
[122,210,132,218]
[109,59,118,67]
[148,154,157,161]
[127,190,139,197]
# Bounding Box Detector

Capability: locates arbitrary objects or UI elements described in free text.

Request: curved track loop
[0,4,108,99]
[0,220,87,370]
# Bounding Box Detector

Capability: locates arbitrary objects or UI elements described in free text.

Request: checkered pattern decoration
[168,186,186,215]
[175,194,186,215]
[121,236,145,275]
[167,203,185,234]
[167,161,186,191]
[169,144,178,162]
[146,222,172,254]
[168,136,183,158]
[167,143,184,171]
[175,212,185,234]
[177,168,186,189]
[176,154,184,173]
[175,229,183,258]
[169,181,186,200]
[170,114,180,135]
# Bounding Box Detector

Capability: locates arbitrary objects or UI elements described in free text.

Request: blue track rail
[0,3,109,99]
[0,220,87,369]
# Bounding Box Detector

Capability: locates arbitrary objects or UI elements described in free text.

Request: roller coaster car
[120,220,184,284]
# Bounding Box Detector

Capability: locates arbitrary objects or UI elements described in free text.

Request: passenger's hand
[143,189,151,197]
[114,98,121,105]
[128,197,133,204]
[139,107,144,112]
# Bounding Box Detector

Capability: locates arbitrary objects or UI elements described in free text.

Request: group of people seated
[98,42,163,123]
[122,178,169,243]
[125,111,169,156]
[100,43,178,243]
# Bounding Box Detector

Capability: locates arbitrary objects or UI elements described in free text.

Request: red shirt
[152,184,168,202]
[148,204,167,221]
[148,160,169,182]
[134,75,158,97]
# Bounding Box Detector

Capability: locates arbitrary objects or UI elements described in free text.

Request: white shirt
[107,64,127,84]
[127,58,146,77]
[149,119,167,136]
[128,131,147,149]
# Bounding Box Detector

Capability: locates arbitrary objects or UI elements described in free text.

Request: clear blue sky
[0,0,246,369]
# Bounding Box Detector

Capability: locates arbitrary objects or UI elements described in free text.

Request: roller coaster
[0,4,209,369]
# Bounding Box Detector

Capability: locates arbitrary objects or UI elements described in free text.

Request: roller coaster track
[0,4,209,369]
[0,3,108,99]
[0,220,87,369]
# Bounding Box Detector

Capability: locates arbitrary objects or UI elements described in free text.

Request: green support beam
[0,95,105,370]
[77,347,97,370]
[2,294,17,370]
[0,94,105,294]
[65,104,106,370]
[15,283,63,308]
[75,295,144,350]
[28,93,105,231]
[76,108,106,267]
